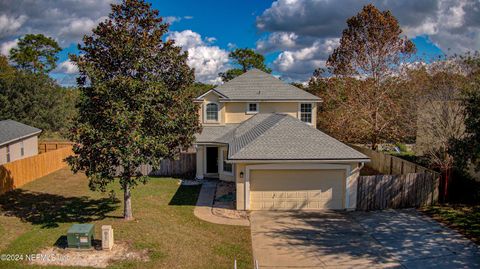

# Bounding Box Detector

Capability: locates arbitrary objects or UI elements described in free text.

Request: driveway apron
[250,209,480,268]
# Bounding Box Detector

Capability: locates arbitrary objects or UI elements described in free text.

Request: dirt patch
[29,242,149,268]
[214,181,236,209]
[213,181,249,221]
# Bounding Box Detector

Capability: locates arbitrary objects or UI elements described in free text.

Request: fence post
[389,156,393,174]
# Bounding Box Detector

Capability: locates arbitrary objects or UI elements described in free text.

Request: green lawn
[422,205,480,244]
[0,168,252,268]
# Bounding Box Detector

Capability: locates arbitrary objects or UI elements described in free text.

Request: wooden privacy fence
[116,152,196,178]
[356,173,440,211]
[0,147,73,194]
[350,145,437,175]
[38,141,75,154]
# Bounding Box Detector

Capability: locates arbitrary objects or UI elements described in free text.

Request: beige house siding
[195,145,205,179]
[198,92,226,125]
[0,135,39,165]
[195,145,235,181]
[198,93,318,128]
[225,102,295,123]
[235,163,247,210]
[234,162,360,211]
[0,146,5,164]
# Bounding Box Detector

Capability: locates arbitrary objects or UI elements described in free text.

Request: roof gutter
[0,130,42,147]
[218,99,323,103]
[226,158,370,164]
[194,142,229,146]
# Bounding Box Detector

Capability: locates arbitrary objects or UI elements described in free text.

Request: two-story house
[194,69,369,211]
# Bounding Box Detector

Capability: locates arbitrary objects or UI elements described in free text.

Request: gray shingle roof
[195,114,369,161]
[197,69,321,101]
[195,124,239,143]
[0,120,42,146]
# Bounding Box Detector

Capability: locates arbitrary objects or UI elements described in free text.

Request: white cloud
[54,59,79,74]
[256,0,480,81]
[0,0,116,46]
[168,30,203,48]
[0,39,18,56]
[60,18,98,36]
[273,39,337,81]
[205,37,216,43]
[0,14,27,38]
[165,16,181,24]
[256,32,298,53]
[167,30,229,84]
[164,15,194,24]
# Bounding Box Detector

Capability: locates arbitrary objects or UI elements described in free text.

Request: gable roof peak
[208,69,321,101]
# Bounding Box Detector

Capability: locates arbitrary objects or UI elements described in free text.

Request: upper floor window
[206,103,219,122]
[246,103,259,114]
[300,103,312,124]
[20,141,24,156]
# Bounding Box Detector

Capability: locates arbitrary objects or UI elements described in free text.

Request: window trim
[298,103,313,125]
[204,102,220,123]
[220,148,233,175]
[246,102,259,114]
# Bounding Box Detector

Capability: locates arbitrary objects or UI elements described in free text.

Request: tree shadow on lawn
[168,184,201,206]
[0,189,120,228]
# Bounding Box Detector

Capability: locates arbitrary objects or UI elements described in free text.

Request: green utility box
[67,224,94,249]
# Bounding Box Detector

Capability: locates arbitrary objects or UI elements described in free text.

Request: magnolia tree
[67,0,201,220]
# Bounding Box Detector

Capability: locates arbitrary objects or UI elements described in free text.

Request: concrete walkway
[194,181,250,226]
[250,209,480,268]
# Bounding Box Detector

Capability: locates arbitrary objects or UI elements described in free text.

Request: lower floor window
[223,149,232,173]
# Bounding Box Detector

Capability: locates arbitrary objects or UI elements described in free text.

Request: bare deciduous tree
[415,61,467,200]
[326,4,416,149]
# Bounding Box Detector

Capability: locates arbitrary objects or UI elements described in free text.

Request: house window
[206,103,219,122]
[246,103,259,114]
[300,103,312,124]
[222,148,232,173]
[6,145,10,162]
[20,141,24,157]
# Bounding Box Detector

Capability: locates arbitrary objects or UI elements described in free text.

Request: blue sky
[2,0,478,85]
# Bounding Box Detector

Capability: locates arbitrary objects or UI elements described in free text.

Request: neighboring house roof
[0,120,42,147]
[195,113,369,161]
[195,69,321,102]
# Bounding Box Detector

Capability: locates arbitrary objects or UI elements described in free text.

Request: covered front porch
[195,144,235,182]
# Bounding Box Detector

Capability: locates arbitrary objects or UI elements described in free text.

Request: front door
[206,147,218,174]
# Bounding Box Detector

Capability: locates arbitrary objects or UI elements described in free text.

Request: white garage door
[250,169,345,210]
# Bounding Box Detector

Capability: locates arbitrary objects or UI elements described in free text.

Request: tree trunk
[371,109,379,150]
[443,167,450,203]
[123,183,133,220]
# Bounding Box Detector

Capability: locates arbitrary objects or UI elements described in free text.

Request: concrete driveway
[250,209,480,268]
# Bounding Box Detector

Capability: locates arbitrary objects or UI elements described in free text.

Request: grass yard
[0,168,253,269]
[422,205,480,244]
